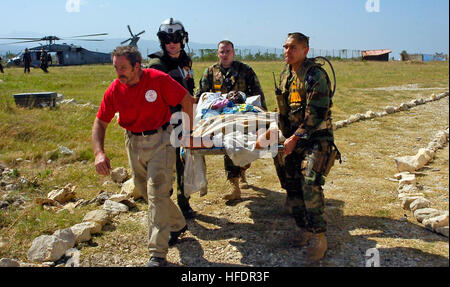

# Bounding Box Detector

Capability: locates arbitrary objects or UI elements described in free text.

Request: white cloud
[66,0,81,13]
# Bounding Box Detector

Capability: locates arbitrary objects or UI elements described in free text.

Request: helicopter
[0,33,112,67]
[121,25,145,47]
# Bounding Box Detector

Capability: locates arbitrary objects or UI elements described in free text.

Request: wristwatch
[294,132,309,140]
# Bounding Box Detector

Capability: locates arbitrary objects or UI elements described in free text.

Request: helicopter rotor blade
[66,33,108,38]
[127,25,134,37]
[0,40,41,45]
[135,30,145,37]
[121,38,132,44]
[0,37,42,40]
[64,39,105,42]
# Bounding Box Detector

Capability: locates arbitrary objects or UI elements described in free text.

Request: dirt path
[79,95,449,267]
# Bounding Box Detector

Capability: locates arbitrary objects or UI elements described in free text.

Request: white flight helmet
[157,18,189,49]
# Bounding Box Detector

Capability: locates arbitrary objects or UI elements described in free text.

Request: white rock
[394,172,411,180]
[409,197,431,212]
[397,184,420,194]
[364,111,376,119]
[70,224,92,244]
[47,184,76,204]
[82,209,110,226]
[110,167,129,183]
[413,208,442,223]
[70,222,102,244]
[399,173,416,185]
[398,103,409,111]
[398,193,424,200]
[434,131,448,145]
[385,106,396,114]
[423,214,449,230]
[401,196,423,210]
[109,193,130,203]
[0,258,21,267]
[348,114,363,123]
[59,146,74,155]
[64,248,80,267]
[394,149,431,172]
[409,99,419,106]
[52,228,76,250]
[27,235,67,262]
[120,178,142,200]
[334,121,345,129]
[427,141,441,152]
[103,199,129,214]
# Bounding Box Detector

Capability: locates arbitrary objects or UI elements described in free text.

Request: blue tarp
[423,54,446,62]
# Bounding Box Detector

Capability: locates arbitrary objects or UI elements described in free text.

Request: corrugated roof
[361,49,392,57]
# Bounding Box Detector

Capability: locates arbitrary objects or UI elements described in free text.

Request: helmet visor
[158,32,183,44]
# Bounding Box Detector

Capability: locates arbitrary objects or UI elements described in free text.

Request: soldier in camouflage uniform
[271,33,337,262]
[195,40,267,201]
[148,18,196,219]
[40,47,49,73]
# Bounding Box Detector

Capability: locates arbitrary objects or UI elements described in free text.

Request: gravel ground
[77,95,449,268]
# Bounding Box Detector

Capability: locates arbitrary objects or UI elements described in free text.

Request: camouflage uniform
[148,50,195,216]
[40,50,49,73]
[195,61,267,180]
[274,58,334,233]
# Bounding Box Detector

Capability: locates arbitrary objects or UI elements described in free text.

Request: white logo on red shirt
[145,90,157,102]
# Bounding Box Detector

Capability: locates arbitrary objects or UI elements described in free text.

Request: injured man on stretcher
[170,91,284,197]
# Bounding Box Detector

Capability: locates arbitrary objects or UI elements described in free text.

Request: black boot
[169,225,188,246]
[178,195,195,219]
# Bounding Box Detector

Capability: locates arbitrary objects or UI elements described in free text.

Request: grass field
[0,60,448,265]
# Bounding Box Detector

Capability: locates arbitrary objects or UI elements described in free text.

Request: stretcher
[182,92,283,196]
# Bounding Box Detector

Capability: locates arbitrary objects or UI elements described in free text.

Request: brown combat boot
[306,233,327,262]
[292,229,313,247]
[223,177,241,200]
[239,169,249,189]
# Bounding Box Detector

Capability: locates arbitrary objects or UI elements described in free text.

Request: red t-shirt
[97,68,187,132]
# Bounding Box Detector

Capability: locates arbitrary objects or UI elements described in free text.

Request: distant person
[0,55,4,73]
[195,40,267,201]
[23,48,32,74]
[148,18,196,219]
[40,47,49,73]
[260,32,339,263]
[92,45,195,267]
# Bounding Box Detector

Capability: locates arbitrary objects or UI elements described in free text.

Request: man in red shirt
[92,46,195,267]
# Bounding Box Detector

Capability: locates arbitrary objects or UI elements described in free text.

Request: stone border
[333,91,449,130]
[392,128,449,238]
[0,168,137,267]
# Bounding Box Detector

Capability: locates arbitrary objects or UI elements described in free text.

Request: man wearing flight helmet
[148,18,196,219]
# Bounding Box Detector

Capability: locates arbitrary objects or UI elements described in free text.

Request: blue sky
[0,0,448,58]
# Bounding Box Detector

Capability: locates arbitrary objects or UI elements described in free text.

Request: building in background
[361,49,392,61]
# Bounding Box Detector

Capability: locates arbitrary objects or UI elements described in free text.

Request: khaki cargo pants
[125,125,186,259]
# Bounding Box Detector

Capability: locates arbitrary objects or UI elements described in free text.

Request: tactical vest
[211,62,248,94]
[276,58,332,138]
[148,51,195,95]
